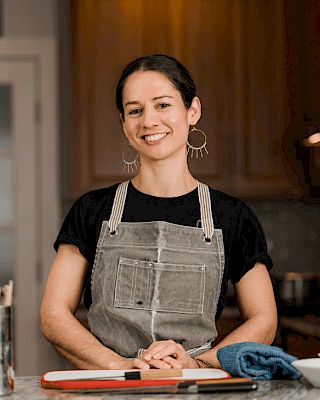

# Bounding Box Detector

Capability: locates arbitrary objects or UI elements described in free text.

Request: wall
[3,0,57,36]
[1,0,71,373]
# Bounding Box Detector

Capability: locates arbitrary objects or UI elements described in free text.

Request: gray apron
[87,181,225,358]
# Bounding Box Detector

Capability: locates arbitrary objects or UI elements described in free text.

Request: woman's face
[121,70,201,163]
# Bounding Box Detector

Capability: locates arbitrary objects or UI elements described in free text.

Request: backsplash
[248,200,320,276]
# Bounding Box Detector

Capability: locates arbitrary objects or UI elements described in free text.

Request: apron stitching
[150,270,159,342]
[200,272,205,314]
[213,232,224,307]
[101,242,222,252]
[114,305,205,314]
[147,269,152,309]
[110,220,210,231]
[116,257,207,270]
[113,260,121,305]
[131,264,137,306]
[90,252,102,298]
[150,245,162,341]
[97,221,107,248]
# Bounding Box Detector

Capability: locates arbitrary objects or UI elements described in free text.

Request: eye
[128,108,143,116]
[156,102,171,110]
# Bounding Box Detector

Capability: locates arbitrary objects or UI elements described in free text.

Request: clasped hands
[133,340,199,369]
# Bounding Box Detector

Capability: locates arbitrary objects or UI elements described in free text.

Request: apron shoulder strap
[197,181,214,240]
[108,180,214,240]
[108,181,129,234]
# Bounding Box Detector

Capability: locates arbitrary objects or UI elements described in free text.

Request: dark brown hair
[116,54,196,119]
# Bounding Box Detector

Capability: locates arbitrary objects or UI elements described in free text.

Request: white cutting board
[43,368,229,381]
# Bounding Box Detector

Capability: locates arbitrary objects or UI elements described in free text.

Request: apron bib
[87,181,225,358]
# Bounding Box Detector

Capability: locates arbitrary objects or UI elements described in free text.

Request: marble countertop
[3,376,319,399]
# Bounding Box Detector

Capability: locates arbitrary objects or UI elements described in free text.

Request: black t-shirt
[54,181,272,320]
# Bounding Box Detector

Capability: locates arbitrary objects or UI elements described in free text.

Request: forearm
[55,344,100,370]
[40,307,124,369]
[195,313,277,368]
[40,245,137,369]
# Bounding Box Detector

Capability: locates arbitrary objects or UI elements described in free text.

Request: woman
[40,54,277,370]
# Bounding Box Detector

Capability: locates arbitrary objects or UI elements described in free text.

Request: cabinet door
[70,0,301,198]
[230,1,302,198]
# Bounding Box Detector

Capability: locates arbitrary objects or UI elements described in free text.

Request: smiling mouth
[142,133,169,142]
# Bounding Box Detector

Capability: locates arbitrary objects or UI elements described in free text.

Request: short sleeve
[54,193,94,263]
[229,202,272,283]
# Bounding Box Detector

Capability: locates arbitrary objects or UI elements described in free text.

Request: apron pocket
[114,257,205,314]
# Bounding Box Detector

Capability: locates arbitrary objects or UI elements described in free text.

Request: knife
[61,378,257,394]
[50,369,183,381]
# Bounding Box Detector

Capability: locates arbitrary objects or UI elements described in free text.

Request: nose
[142,105,158,129]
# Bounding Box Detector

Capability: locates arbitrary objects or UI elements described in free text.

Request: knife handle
[198,377,253,385]
[125,369,183,380]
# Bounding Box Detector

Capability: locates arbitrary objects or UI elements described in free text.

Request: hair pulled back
[116,54,196,119]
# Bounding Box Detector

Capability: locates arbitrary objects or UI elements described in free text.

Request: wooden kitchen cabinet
[68,0,305,199]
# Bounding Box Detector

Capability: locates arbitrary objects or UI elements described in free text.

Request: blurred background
[0,0,319,375]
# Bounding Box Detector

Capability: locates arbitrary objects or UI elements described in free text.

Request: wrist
[107,355,130,370]
[194,358,215,368]
[189,357,201,368]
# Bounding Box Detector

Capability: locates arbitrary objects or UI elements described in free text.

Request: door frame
[0,38,60,374]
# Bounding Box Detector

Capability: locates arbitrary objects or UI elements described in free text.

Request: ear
[187,96,201,126]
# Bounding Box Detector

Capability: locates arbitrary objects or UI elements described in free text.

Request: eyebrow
[124,95,174,108]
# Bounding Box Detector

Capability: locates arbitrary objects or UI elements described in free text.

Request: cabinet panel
[182,1,233,191]
[70,0,302,199]
[231,1,301,197]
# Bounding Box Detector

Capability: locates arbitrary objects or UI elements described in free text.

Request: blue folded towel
[217,342,302,381]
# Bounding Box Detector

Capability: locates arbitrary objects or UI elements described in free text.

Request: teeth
[144,133,167,142]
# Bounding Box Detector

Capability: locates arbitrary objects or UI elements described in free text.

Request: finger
[147,358,172,369]
[162,356,182,369]
[133,358,150,370]
[143,341,176,361]
[143,340,168,353]
[151,344,181,360]
[152,343,191,368]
